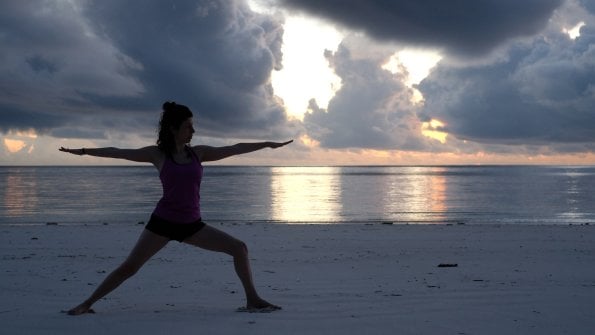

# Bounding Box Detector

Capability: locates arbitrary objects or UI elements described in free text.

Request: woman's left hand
[268,140,293,149]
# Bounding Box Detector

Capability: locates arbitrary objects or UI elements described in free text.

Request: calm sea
[0,165,594,226]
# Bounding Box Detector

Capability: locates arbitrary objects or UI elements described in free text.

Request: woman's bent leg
[184,225,280,310]
[67,229,169,315]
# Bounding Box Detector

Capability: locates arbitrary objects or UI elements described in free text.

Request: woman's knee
[231,239,248,257]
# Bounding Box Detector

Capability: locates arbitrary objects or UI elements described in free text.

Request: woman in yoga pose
[60,101,291,315]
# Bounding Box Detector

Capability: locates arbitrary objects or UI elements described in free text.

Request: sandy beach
[1,222,595,334]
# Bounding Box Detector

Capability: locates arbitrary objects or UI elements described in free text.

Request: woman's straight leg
[67,229,170,315]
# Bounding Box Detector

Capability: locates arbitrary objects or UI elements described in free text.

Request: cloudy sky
[1,0,595,165]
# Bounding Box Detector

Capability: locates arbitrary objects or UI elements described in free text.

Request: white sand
[1,222,595,335]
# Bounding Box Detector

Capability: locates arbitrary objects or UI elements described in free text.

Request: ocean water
[0,165,594,226]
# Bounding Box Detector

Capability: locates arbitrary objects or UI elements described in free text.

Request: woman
[60,101,291,315]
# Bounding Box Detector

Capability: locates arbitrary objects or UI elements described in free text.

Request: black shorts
[145,214,206,242]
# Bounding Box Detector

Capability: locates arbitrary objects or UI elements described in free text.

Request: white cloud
[303,35,435,150]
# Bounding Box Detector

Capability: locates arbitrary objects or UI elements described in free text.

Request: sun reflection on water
[3,170,39,218]
[271,166,342,223]
[381,167,447,223]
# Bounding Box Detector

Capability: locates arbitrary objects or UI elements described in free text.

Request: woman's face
[173,118,195,144]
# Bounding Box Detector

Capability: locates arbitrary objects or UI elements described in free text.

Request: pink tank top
[153,148,203,223]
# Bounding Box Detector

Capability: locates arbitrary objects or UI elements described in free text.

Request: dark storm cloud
[0,0,292,140]
[0,1,147,137]
[0,104,65,134]
[82,0,290,138]
[419,22,595,148]
[579,0,595,13]
[278,0,563,56]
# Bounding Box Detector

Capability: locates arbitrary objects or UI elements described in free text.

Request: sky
[1,0,595,165]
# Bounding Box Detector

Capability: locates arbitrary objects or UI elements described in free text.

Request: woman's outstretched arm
[194,140,293,162]
[59,146,160,163]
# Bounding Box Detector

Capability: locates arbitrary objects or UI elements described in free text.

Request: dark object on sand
[438,263,458,268]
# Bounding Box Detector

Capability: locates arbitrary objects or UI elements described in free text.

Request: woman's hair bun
[162,101,177,112]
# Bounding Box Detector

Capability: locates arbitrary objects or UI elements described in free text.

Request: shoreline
[2,219,594,227]
[2,223,595,334]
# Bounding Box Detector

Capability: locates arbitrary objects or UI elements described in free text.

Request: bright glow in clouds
[2,129,38,153]
[383,49,442,104]
[383,49,443,86]
[271,15,343,120]
[251,1,449,151]
[564,21,585,39]
[422,119,448,144]
[12,129,38,139]
[4,139,27,153]
[265,8,443,122]
[299,134,320,148]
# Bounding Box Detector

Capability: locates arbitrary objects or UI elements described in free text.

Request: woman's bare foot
[67,303,95,316]
[246,298,281,311]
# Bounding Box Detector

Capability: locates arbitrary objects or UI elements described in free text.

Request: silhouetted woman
[60,102,291,315]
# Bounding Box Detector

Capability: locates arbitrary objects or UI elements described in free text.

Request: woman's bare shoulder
[190,145,211,160]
